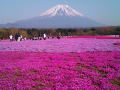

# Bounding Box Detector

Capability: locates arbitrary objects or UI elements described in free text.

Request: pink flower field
[0,38,120,52]
[0,37,120,89]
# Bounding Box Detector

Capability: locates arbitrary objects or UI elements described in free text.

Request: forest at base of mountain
[0,26,120,39]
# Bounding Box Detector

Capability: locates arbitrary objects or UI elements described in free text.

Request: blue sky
[0,0,120,26]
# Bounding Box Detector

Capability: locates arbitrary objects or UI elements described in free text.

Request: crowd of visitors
[32,33,61,40]
[9,34,26,42]
[9,33,61,41]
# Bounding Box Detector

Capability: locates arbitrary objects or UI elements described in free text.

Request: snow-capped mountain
[0,5,104,28]
[40,5,83,17]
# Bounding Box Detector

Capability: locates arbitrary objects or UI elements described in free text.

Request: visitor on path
[39,37,42,40]
[15,34,18,41]
[20,35,23,41]
[24,37,26,40]
[57,36,60,39]
[17,37,21,42]
[9,35,13,41]
[17,34,20,41]
[43,33,47,40]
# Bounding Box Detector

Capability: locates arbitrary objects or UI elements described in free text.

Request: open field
[0,37,120,89]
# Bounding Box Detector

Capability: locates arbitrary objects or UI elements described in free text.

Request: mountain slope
[0,4,104,28]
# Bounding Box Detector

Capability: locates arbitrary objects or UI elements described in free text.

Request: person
[57,36,60,39]
[17,33,21,41]
[20,35,23,41]
[43,33,46,40]
[17,36,21,41]
[9,35,13,41]
[24,37,26,40]
[15,33,18,41]
[39,37,42,40]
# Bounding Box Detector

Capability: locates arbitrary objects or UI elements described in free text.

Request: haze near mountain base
[0,5,104,28]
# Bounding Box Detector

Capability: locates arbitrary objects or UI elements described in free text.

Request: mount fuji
[0,5,104,28]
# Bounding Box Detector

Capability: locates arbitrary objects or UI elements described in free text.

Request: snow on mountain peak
[40,4,84,17]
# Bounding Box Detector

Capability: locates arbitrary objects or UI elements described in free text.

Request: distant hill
[0,5,104,28]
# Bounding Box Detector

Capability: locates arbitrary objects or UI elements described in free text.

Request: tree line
[0,26,120,39]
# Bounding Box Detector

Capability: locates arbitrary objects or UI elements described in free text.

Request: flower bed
[113,43,120,46]
[0,38,120,52]
[68,36,120,39]
[0,51,120,89]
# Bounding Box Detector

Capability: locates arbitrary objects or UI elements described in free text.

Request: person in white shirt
[9,35,13,41]
[24,37,26,40]
[43,33,46,40]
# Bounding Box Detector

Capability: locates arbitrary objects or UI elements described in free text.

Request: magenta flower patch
[0,51,120,89]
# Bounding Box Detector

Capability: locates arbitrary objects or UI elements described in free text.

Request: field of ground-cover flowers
[0,37,120,89]
[114,42,120,46]
[0,38,120,52]
[68,35,120,39]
